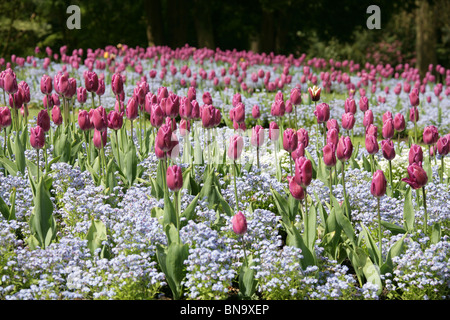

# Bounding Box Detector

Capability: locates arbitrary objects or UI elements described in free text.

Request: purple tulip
[37,109,51,132]
[287,176,305,200]
[381,139,396,161]
[52,106,63,126]
[314,103,330,123]
[228,134,244,160]
[232,211,247,235]
[283,128,298,153]
[342,112,355,130]
[30,126,45,149]
[294,156,313,188]
[336,136,353,161]
[371,170,387,198]
[323,143,337,167]
[166,165,183,192]
[423,125,439,145]
[402,162,428,189]
[365,134,379,155]
[394,113,405,132]
[93,128,108,149]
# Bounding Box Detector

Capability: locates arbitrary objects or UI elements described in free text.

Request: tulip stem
[441,156,445,184]
[329,167,333,205]
[413,107,417,144]
[174,191,180,231]
[241,235,248,267]
[130,120,134,145]
[257,146,260,170]
[377,197,382,262]
[115,130,121,169]
[389,160,393,191]
[323,123,327,148]
[341,161,350,221]
[3,128,6,156]
[233,160,239,211]
[36,148,40,183]
[422,186,428,236]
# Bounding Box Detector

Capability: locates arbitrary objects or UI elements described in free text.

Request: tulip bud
[271,99,285,117]
[78,110,92,131]
[363,109,374,127]
[323,143,337,167]
[228,134,244,160]
[287,176,305,200]
[232,211,247,235]
[365,134,379,155]
[290,87,302,105]
[96,78,105,97]
[283,128,298,153]
[423,125,439,145]
[393,113,405,132]
[179,97,192,119]
[437,135,450,155]
[0,106,12,129]
[402,162,428,189]
[187,86,196,101]
[297,128,309,148]
[359,96,369,112]
[344,98,356,114]
[336,136,353,161]
[166,165,183,192]
[202,91,212,105]
[294,156,313,187]
[40,74,53,95]
[409,89,419,107]
[409,107,419,122]
[156,124,174,152]
[165,94,180,118]
[381,139,396,160]
[30,126,45,149]
[3,68,18,94]
[269,121,279,141]
[371,170,387,198]
[107,110,123,130]
[92,106,108,131]
[251,125,265,147]
[37,109,51,132]
[314,103,330,123]
[93,128,108,149]
[51,105,63,126]
[150,103,164,128]
[84,71,99,93]
[326,119,339,134]
[409,144,423,165]
[252,105,260,119]
[382,118,395,139]
[233,102,245,124]
[201,105,217,129]
[77,87,87,104]
[342,112,355,130]
[382,111,393,124]
[111,73,124,96]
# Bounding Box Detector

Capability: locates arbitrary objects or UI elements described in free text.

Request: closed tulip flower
[381,139,396,160]
[252,105,260,119]
[30,126,45,149]
[0,106,12,128]
[228,134,244,160]
[366,124,378,138]
[150,103,164,128]
[394,113,405,132]
[84,71,99,93]
[271,99,285,117]
[165,94,180,118]
[126,97,139,121]
[269,121,279,141]
[3,68,17,94]
[409,107,419,122]
[382,111,393,124]
[291,142,305,160]
[201,105,216,129]
[294,156,313,187]
[290,87,302,105]
[40,74,53,95]
[202,91,212,105]
[365,134,379,155]
[107,110,123,130]
[287,176,305,200]
[92,106,108,131]
[359,96,369,112]
[93,128,108,149]
[423,125,439,145]
[251,125,265,147]
[323,143,337,167]
[363,109,374,127]
[382,118,395,139]
[402,162,428,189]
[437,135,450,155]
[327,119,339,133]
[409,144,423,165]
[77,87,87,105]
[111,73,124,96]
[187,86,196,101]
[156,124,173,152]
[344,98,356,114]
[409,88,420,107]
[233,102,246,124]
[51,105,63,126]
[326,128,339,148]
[179,97,192,119]
[78,110,92,131]
[297,128,309,148]
[54,72,69,96]
[18,81,30,104]
[314,103,330,123]
[96,78,105,97]
[166,165,183,192]
[37,109,51,132]
[283,128,298,153]
[232,211,247,235]
[371,170,387,198]
[336,136,353,161]
[342,112,355,130]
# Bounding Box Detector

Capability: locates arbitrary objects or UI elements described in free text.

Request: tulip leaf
[332,196,355,246]
[14,130,26,174]
[285,224,316,269]
[28,176,56,249]
[380,234,406,275]
[0,156,18,176]
[380,221,406,235]
[239,256,258,299]
[271,188,291,226]
[431,222,441,244]
[0,192,11,220]
[403,187,414,232]
[361,224,381,266]
[125,141,137,187]
[305,203,317,251]
[181,194,199,227]
[163,188,177,228]
[86,219,110,258]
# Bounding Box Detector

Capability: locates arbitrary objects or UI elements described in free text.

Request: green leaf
[305,203,317,251]
[362,253,383,295]
[380,221,406,235]
[86,219,109,258]
[380,234,406,275]
[180,194,199,227]
[14,131,26,174]
[28,176,56,249]
[0,191,11,220]
[239,257,258,299]
[157,242,189,300]
[403,187,414,232]
[332,196,355,246]
[0,156,18,176]
[286,225,316,269]
[271,188,291,226]
[125,142,137,187]
[431,222,441,244]
[361,224,381,266]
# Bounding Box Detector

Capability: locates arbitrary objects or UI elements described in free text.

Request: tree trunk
[144,0,164,46]
[193,0,215,49]
[415,0,437,78]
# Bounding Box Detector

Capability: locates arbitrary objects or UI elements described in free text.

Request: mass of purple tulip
[0,43,449,300]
